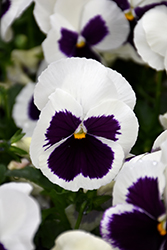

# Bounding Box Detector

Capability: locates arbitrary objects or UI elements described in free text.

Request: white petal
[0,183,40,250]
[106,67,136,109]
[34,58,119,114]
[33,0,56,33]
[85,99,139,156]
[81,0,129,50]
[134,16,164,70]
[53,0,89,30]
[1,0,33,41]
[51,230,113,250]
[113,159,165,205]
[0,182,33,195]
[152,130,167,150]
[143,6,167,57]
[30,89,83,168]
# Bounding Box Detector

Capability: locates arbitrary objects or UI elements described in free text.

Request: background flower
[0,182,41,250]
[42,0,130,63]
[51,230,113,250]
[100,159,166,250]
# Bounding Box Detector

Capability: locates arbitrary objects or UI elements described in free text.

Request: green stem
[74,201,87,229]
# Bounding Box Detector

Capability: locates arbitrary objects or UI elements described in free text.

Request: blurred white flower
[159,112,167,130]
[134,4,167,71]
[0,182,41,250]
[0,0,33,41]
[51,230,113,250]
[12,82,40,137]
[42,0,129,63]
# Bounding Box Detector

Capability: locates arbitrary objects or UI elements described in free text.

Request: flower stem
[74,201,87,229]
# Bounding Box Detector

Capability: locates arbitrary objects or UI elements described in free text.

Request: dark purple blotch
[126,177,166,218]
[0,243,7,250]
[101,206,164,250]
[47,134,114,181]
[44,111,121,181]
[28,96,40,121]
[0,0,11,18]
[58,15,108,61]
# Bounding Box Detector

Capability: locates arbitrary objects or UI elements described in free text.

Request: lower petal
[38,135,124,191]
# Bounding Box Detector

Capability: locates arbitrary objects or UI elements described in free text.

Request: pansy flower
[0,0,33,41]
[0,182,41,250]
[51,230,113,250]
[134,3,167,71]
[112,0,166,49]
[100,157,167,250]
[30,57,139,191]
[13,82,40,137]
[42,0,130,63]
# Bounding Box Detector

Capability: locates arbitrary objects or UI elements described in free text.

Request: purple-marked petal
[100,204,164,250]
[113,160,166,206]
[0,243,7,250]
[47,134,115,181]
[84,99,138,156]
[126,177,166,218]
[28,96,40,121]
[58,28,78,57]
[0,0,11,18]
[84,115,121,141]
[44,110,81,148]
[81,15,109,46]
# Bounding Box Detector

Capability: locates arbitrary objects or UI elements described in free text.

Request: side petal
[84,99,139,156]
[30,89,83,168]
[81,0,130,50]
[113,159,166,211]
[100,203,163,250]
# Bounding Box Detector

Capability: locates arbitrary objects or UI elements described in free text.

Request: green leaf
[5,166,58,191]
[10,129,25,144]
[9,145,28,156]
[0,164,7,184]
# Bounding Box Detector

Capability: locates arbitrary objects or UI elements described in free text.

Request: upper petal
[34,57,119,113]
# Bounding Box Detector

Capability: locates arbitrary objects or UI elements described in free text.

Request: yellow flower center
[76,40,86,48]
[125,10,135,21]
[157,221,167,236]
[74,123,87,139]
[74,131,86,139]
[76,36,86,48]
